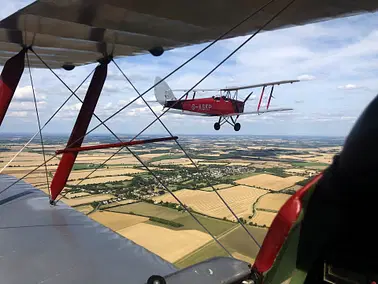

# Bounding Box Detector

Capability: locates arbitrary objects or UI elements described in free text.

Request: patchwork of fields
[0,138,336,269]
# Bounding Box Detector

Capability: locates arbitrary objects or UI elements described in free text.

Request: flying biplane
[0,1,378,284]
[154,77,299,131]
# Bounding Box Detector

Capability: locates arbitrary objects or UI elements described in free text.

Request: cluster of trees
[296,176,315,186]
[149,217,183,228]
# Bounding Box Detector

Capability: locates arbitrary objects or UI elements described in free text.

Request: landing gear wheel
[234,123,241,131]
[214,122,220,130]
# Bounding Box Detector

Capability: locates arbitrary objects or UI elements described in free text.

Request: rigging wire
[0,68,95,174]
[0,1,297,252]
[129,0,298,144]
[28,0,280,148]
[0,69,95,194]
[57,0,297,249]
[55,146,125,202]
[26,52,51,198]
[112,60,262,248]
[26,54,233,258]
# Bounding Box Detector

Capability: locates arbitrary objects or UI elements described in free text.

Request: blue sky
[1,1,378,137]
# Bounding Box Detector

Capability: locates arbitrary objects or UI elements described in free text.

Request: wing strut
[257,86,266,112]
[55,136,178,154]
[0,49,26,126]
[50,62,108,202]
[266,85,275,110]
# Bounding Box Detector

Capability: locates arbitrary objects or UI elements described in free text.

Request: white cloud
[7,111,28,117]
[1,6,378,136]
[297,74,316,81]
[337,84,359,90]
[14,86,46,102]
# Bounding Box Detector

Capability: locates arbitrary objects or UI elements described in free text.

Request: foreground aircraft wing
[223,107,294,117]
[0,175,252,284]
[0,175,176,284]
[0,1,377,68]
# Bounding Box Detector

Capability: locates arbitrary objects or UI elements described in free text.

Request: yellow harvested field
[252,210,277,227]
[151,158,199,166]
[1,165,58,174]
[68,175,133,185]
[235,174,304,191]
[74,205,93,214]
[228,162,251,166]
[233,252,254,263]
[139,153,166,160]
[118,223,212,262]
[89,211,148,231]
[256,193,291,211]
[104,157,140,165]
[198,161,228,165]
[200,184,234,191]
[61,194,115,206]
[154,186,267,219]
[68,168,144,180]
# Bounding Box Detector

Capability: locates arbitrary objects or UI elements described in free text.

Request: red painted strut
[0,49,26,126]
[257,86,265,112]
[55,136,178,155]
[50,63,108,201]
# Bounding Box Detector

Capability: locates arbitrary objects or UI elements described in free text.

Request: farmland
[153,186,267,219]
[0,134,342,268]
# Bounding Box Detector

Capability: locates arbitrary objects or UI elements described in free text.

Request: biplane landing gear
[215,116,241,131]
[234,123,241,131]
[214,122,220,130]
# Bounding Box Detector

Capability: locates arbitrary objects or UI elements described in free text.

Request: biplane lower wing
[166,107,293,117]
[0,175,251,284]
[223,107,294,117]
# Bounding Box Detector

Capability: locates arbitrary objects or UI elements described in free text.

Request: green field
[108,202,184,220]
[108,201,236,236]
[175,225,267,268]
[148,154,184,163]
[225,172,259,181]
[291,162,329,168]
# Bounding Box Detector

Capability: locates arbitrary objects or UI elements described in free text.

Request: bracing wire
[26,51,51,198]
[30,0,280,149]
[129,0,298,144]
[112,60,262,248]
[0,68,95,174]
[55,146,125,202]
[56,0,297,250]
[0,0,297,253]
[25,54,234,257]
[0,69,95,194]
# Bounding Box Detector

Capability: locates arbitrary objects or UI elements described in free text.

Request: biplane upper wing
[0,0,377,69]
[221,80,301,92]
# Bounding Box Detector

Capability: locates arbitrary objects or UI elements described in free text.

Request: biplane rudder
[154,76,177,106]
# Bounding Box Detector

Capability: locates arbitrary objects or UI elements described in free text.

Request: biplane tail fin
[154,77,177,106]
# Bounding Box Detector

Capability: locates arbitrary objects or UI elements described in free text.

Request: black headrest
[338,93,378,186]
